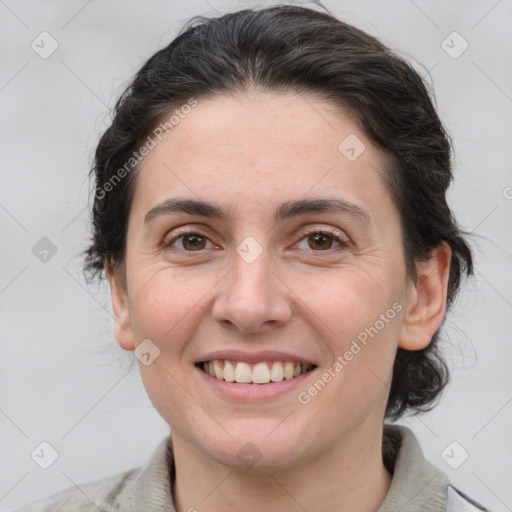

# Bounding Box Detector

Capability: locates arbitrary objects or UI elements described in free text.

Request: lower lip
[195,365,317,402]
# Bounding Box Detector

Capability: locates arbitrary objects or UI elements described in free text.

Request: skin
[106,91,451,512]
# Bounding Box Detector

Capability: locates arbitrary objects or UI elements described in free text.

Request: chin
[190,419,318,471]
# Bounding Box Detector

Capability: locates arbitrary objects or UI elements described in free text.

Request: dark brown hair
[84,3,473,420]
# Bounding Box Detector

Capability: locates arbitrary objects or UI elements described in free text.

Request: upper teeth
[202,360,314,384]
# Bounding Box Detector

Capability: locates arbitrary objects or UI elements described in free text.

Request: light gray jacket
[16,425,488,512]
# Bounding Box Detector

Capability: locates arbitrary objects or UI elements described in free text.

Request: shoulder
[446,485,489,512]
[14,467,140,512]
[380,425,489,512]
[14,435,174,512]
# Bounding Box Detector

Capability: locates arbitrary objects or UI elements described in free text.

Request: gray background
[1,0,511,510]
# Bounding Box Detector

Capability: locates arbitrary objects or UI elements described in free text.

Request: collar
[378,424,449,511]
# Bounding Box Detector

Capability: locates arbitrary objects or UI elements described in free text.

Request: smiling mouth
[196,359,316,384]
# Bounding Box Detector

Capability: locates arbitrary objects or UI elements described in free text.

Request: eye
[295,226,349,252]
[162,228,216,252]
[161,226,349,255]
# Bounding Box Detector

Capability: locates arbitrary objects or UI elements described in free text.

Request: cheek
[295,268,401,412]
[128,268,209,349]
[297,266,400,346]
[126,270,214,425]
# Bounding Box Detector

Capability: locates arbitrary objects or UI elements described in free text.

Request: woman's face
[109,92,427,469]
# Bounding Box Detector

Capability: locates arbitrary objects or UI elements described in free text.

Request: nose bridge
[212,236,291,333]
[233,243,272,297]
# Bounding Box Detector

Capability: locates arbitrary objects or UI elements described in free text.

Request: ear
[398,242,452,350]
[105,260,135,351]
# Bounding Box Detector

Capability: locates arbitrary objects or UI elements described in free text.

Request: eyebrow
[143,197,371,226]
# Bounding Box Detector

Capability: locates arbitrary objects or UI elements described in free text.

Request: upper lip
[196,350,317,365]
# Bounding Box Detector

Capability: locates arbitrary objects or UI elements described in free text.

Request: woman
[17,3,488,511]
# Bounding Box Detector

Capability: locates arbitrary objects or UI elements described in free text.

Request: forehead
[131,92,396,225]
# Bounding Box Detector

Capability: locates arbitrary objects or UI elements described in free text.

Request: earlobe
[105,261,136,352]
[398,242,452,351]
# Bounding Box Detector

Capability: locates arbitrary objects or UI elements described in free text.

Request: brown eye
[180,234,207,251]
[295,227,349,253]
[162,230,214,252]
[307,233,336,251]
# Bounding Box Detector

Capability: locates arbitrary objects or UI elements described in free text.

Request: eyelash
[161,226,349,255]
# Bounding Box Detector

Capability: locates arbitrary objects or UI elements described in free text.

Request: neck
[171,423,392,512]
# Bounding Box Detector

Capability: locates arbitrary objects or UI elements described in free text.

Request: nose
[211,247,292,335]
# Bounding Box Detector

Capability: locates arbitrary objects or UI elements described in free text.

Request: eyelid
[295,224,348,241]
[162,225,215,247]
